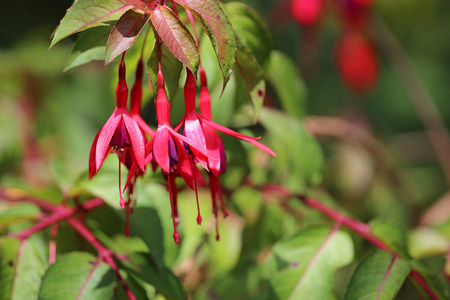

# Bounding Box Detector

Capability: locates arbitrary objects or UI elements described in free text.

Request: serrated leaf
[258,108,323,192]
[225,2,271,69]
[267,51,307,119]
[268,226,354,300]
[120,252,187,300]
[235,39,265,121]
[147,39,183,99]
[38,252,115,300]
[150,5,199,74]
[174,0,236,89]
[64,26,110,71]
[344,251,411,300]
[50,0,133,48]
[105,10,150,65]
[0,237,47,300]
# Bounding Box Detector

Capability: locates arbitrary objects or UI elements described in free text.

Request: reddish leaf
[150,5,199,74]
[174,0,236,89]
[105,10,150,65]
[50,0,133,48]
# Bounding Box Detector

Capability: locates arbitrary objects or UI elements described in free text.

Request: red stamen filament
[167,173,180,244]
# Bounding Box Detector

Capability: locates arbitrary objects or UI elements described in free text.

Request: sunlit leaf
[150,5,199,74]
[0,237,47,300]
[410,260,450,300]
[268,226,354,299]
[225,2,271,69]
[174,0,236,89]
[370,219,409,257]
[105,10,150,65]
[235,40,265,121]
[147,39,183,99]
[120,252,186,300]
[344,251,411,300]
[64,26,110,72]
[0,203,40,229]
[38,252,115,300]
[259,108,323,192]
[50,0,133,48]
[267,51,307,119]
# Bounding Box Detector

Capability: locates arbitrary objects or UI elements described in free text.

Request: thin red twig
[259,183,440,300]
[66,217,136,300]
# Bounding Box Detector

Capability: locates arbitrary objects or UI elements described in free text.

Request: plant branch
[66,217,136,300]
[259,183,440,300]
[7,197,104,240]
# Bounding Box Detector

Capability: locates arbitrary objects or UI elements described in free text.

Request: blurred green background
[0,1,449,298]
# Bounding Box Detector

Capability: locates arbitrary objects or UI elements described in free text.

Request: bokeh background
[1,0,449,299]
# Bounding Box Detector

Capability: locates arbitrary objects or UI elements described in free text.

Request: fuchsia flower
[184,67,277,240]
[89,59,146,208]
[130,64,211,244]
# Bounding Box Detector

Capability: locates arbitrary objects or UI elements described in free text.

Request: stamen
[118,159,126,209]
[167,173,180,245]
[216,178,229,218]
[191,160,202,225]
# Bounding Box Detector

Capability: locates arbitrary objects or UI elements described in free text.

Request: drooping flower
[334,29,378,93]
[128,64,211,244]
[196,67,276,240]
[290,0,324,27]
[89,58,146,208]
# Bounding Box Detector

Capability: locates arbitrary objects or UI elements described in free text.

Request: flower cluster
[89,53,275,244]
[289,0,378,93]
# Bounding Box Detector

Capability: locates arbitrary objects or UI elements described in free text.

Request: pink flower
[89,60,146,208]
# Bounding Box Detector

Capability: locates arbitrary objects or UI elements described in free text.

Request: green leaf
[370,219,409,257]
[150,5,199,74]
[50,0,133,48]
[268,226,354,300]
[235,40,265,121]
[344,251,411,300]
[0,203,40,229]
[258,108,323,192]
[105,10,150,65]
[120,252,187,300]
[64,26,110,71]
[0,237,47,300]
[267,51,307,119]
[411,260,450,300]
[38,252,115,300]
[147,39,183,99]
[174,0,236,88]
[225,2,271,69]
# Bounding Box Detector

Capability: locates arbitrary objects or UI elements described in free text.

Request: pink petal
[239,136,277,157]
[184,112,207,151]
[96,110,121,171]
[89,129,102,178]
[198,115,260,141]
[201,123,221,177]
[168,127,211,172]
[173,138,194,189]
[123,114,146,172]
[153,126,170,173]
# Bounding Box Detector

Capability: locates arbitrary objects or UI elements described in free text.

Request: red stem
[67,217,136,300]
[10,198,104,240]
[258,183,440,300]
